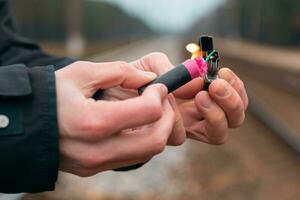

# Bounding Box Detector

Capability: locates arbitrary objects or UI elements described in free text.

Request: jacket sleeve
[0,64,59,193]
[0,0,74,69]
[0,0,64,193]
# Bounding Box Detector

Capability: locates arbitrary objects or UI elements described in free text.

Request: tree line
[191,0,300,46]
[10,0,153,42]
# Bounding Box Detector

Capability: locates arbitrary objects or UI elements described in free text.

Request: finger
[83,84,169,140]
[60,138,152,176]
[131,52,202,99]
[81,61,157,96]
[173,77,204,99]
[186,121,210,144]
[167,94,186,146]
[130,52,173,75]
[218,68,248,110]
[100,99,175,162]
[64,99,175,170]
[193,91,228,144]
[209,79,245,128]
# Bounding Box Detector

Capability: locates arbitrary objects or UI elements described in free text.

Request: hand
[131,52,248,145]
[55,61,176,176]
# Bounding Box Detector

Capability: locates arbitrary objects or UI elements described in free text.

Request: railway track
[24,37,300,200]
[220,46,300,155]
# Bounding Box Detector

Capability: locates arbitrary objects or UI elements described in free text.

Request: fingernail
[156,84,168,96]
[216,83,231,98]
[167,94,177,109]
[200,98,213,109]
[228,78,235,86]
[226,71,236,85]
[220,69,235,86]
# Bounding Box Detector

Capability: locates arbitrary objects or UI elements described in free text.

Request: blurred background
[5,0,300,199]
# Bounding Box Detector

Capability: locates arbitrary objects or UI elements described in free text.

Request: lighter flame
[186,43,201,59]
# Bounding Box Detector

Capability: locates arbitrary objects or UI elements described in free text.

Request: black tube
[138,64,192,94]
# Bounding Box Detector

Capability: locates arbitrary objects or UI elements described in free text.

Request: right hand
[130,52,247,145]
[55,61,176,177]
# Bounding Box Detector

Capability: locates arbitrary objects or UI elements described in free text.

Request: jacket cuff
[0,65,59,193]
[43,66,59,190]
[27,65,59,192]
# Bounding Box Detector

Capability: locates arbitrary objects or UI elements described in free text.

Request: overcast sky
[100,0,225,33]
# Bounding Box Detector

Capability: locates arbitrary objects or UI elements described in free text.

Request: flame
[186,43,201,59]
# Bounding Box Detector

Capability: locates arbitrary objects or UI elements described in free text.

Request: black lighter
[199,36,220,91]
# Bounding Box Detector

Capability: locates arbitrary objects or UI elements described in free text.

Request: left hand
[128,52,248,145]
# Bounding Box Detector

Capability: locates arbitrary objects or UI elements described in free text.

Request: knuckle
[145,99,163,121]
[114,61,130,76]
[81,150,107,169]
[115,61,130,69]
[235,79,245,94]
[81,153,98,168]
[228,96,244,114]
[210,112,225,126]
[231,79,248,110]
[170,122,186,146]
[74,61,92,67]
[234,82,243,95]
[169,136,186,146]
[144,52,169,67]
[149,135,167,155]
[176,138,186,146]
[230,112,245,128]
[81,115,99,132]
[211,136,228,145]
[208,132,228,145]
[149,52,168,60]
[80,114,109,139]
[152,105,164,120]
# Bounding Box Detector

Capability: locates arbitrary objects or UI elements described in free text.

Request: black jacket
[0,0,74,193]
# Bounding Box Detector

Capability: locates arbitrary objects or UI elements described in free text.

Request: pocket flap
[0,64,32,97]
